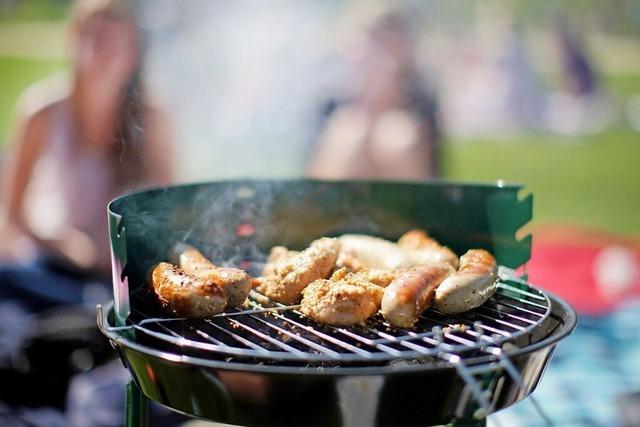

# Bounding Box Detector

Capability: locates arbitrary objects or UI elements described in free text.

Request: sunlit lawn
[442,129,640,234]
[442,73,640,234]
[0,56,67,137]
[1,34,639,235]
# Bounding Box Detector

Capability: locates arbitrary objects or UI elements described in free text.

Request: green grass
[602,73,640,100]
[431,70,640,235]
[0,0,70,22]
[442,130,640,234]
[0,56,67,139]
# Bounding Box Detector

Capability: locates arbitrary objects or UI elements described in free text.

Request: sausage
[179,247,252,308]
[151,262,227,317]
[179,247,215,273]
[338,235,413,269]
[433,249,498,314]
[397,229,459,269]
[381,263,454,328]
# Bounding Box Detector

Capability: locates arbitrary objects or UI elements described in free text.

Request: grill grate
[108,267,551,364]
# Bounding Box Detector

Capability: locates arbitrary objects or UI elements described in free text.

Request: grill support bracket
[126,379,148,427]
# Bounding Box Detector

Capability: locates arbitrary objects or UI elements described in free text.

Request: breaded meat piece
[255,237,339,304]
[151,262,226,317]
[300,276,384,326]
[262,246,300,277]
[331,266,406,288]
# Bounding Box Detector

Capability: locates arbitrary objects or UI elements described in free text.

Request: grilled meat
[434,249,498,314]
[335,248,367,271]
[337,234,413,269]
[397,229,459,269]
[332,266,406,288]
[301,269,384,326]
[262,246,299,277]
[337,231,458,271]
[179,247,252,308]
[151,262,226,317]
[255,237,339,304]
[381,262,455,328]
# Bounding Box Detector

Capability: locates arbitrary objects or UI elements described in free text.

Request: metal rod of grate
[107,270,551,364]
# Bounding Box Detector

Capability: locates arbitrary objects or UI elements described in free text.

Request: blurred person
[557,23,598,97]
[0,0,172,421]
[545,19,614,135]
[0,0,172,312]
[438,40,509,137]
[440,12,546,137]
[498,25,546,131]
[307,12,441,180]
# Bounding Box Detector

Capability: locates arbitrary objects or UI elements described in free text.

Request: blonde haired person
[0,0,172,311]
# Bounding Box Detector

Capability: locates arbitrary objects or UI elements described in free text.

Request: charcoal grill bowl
[99,293,575,427]
[101,179,576,426]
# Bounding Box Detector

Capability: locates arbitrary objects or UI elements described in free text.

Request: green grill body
[99,180,575,427]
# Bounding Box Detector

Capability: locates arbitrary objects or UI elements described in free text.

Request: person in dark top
[557,22,598,96]
[307,12,441,180]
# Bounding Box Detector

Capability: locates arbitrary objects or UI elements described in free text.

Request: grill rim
[97,288,576,376]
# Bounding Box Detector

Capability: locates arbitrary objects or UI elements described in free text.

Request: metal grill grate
[106,267,551,364]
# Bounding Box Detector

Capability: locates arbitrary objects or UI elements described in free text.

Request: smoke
[178,182,282,265]
[172,180,386,265]
[114,179,409,289]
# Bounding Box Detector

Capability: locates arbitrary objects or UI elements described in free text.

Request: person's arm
[1,101,49,233]
[1,100,97,269]
[0,100,48,261]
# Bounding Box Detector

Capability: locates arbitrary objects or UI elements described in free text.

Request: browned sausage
[151,262,226,317]
[179,247,252,308]
[433,249,498,314]
[179,247,215,274]
[397,229,459,269]
[381,263,454,328]
[337,235,413,269]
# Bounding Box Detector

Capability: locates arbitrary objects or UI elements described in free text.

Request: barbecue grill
[97,179,576,427]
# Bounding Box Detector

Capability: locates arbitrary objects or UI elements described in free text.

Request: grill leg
[125,379,148,427]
